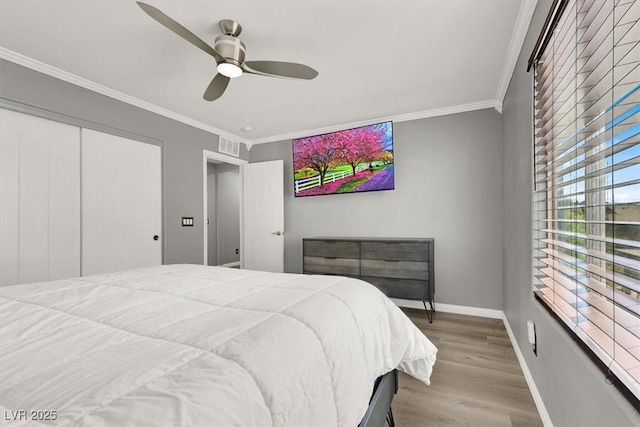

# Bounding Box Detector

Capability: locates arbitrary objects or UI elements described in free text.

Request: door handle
[153,235,159,241]
[271,231,283,236]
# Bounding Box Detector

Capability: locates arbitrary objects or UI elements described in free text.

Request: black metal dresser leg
[423,300,434,323]
[386,407,395,427]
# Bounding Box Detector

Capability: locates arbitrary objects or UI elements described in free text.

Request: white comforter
[0,264,436,426]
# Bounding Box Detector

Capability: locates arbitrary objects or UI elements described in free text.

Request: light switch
[182,217,194,226]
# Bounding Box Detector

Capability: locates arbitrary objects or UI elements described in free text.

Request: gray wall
[502,0,639,425]
[216,163,240,265]
[250,109,504,310]
[0,59,249,265]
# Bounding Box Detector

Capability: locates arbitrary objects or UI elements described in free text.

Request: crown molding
[0,47,252,148]
[494,0,538,111]
[2,47,509,148]
[249,99,499,145]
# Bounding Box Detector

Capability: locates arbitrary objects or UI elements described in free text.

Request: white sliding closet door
[81,129,161,275]
[0,109,81,286]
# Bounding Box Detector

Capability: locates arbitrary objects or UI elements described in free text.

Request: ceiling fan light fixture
[217,62,243,78]
[136,3,318,101]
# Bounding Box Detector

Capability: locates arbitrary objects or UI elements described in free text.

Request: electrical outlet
[235,248,239,255]
[527,320,537,356]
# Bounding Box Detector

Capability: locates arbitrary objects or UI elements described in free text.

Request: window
[531,0,640,403]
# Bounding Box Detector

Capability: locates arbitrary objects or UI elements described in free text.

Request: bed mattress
[0,264,437,426]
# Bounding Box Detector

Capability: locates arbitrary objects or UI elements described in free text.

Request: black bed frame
[358,369,398,427]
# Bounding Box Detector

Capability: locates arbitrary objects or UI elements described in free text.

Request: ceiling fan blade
[136,2,224,63]
[243,61,318,80]
[203,74,230,101]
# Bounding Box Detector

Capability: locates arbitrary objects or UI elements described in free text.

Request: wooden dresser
[303,237,435,321]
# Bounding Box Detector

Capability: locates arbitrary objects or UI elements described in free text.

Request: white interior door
[0,109,80,286]
[81,129,161,275]
[242,160,284,272]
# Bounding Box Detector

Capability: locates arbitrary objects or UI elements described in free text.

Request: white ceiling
[0,0,537,146]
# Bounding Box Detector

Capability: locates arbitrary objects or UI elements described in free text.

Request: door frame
[202,149,247,267]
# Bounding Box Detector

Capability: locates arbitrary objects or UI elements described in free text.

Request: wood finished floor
[395,308,543,427]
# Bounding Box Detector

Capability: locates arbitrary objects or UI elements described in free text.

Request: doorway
[202,150,247,267]
[207,161,240,267]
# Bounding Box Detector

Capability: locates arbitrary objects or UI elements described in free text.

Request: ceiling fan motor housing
[215,35,245,66]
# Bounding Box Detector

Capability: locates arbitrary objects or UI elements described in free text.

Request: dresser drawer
[361,241,429,261]
[303,256,360,276]
[360,259,428,280]
[304,240,360,258]
[302,237,434,304]
[361,277,430,300]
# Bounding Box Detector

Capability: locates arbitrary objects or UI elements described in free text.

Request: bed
[0,264,437,426]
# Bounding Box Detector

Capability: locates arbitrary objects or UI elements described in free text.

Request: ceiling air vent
[219,136,240,157]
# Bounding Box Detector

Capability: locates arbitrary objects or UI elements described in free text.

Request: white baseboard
[392,298,552,426]
[391,298,503,319]
[502,314,553,427]
[220,261,240,268]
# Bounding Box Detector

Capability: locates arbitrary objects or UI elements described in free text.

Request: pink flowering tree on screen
[293,134,340,186]
[335,124,387,174]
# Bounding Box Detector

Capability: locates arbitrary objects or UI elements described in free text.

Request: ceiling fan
[136,2,318,101]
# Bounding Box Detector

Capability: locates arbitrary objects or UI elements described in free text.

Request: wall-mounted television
[292,121,394,197]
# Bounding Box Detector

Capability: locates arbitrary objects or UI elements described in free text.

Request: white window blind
[533,0,640,401]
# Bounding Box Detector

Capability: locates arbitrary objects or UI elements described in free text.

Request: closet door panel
[0,109,80,286]
[0,109,21,285]
[81,133,117,275]
[132,141,162,270]
[18,126,50,284]
[48,134,81,280]
[81,129,161,276]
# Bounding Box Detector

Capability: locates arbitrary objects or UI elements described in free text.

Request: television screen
[292,121,394,197]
